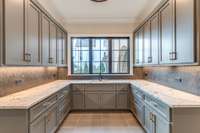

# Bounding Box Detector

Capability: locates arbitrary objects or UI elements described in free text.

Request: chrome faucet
[98,73,103,81]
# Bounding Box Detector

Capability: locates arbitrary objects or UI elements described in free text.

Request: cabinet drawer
[145,95,170,121]
[30,95,57,122]
[72,84,84,92]
[58,87,70,100]
[116,84,129,92]
[85,84,115,92]
[132,86,145,100]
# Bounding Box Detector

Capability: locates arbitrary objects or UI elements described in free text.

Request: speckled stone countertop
[0,80,200,109]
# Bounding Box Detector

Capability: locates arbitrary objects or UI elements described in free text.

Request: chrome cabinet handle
[24,53,31,62]
[49,57,54,64]
[148,57,152,63]
[169,52,177,60]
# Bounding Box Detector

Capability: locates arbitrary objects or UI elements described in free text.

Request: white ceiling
[38,0,162,24]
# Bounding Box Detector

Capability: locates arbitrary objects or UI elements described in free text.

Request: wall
[65,22,142,78]
[143,66,200,96]
[0,67,58,97]
[65,23,137,34]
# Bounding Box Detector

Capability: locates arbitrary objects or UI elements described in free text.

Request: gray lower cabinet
[85,92,100,109]
[116,92,128,109]
[45,105,57,133]
[72,92,84,110]
[144,105,153,133]
[101,92,116,109]
[144,104,170,133]
[30,115,45,133]
[30,104,57,133]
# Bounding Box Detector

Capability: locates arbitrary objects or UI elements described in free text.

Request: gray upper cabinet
[62,32,67,66]
[159,0,174,64]
[4,0,25,65]
[57,30,67,67]
[143,21,151,65]
[41,15,50,66]
[134,28,144,66]
[57,29,63,66]
[49,22,57,65]
[134,0,196,66]
[2,0,67,66]
[150,13,159,65]
[26,1,41,65]
[174,0,195,64]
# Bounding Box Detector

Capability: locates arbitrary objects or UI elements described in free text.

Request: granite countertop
[0,80,200,109]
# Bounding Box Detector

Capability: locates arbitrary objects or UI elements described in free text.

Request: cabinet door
[49,22,57,65]
[85,92,100,109]
[101,92,116,109]
[135,28,144,65]
[46,105,57,133]
[30,115,45,133]
[144,106,153,133]
[174,0,195,64]
[134,31,140,65]
[159,0,174,64]
[72,92,84,110]
[57,29,63,66]
[4,0,25,65]
[42,15,50,65]
[26,2,41,65]
[62,32,67,66]
[144,21,151,64]
[150,13,159,65]
[117,92,128,109]
[153,112,170,133]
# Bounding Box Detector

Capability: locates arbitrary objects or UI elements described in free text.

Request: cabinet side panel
[0,110,28,133]
[172,108,200,133]
[0,0,2,65]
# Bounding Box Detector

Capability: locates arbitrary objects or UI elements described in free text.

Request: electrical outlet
[15,79,23,85]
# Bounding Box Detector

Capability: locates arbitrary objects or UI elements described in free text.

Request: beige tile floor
[57,111,145,133]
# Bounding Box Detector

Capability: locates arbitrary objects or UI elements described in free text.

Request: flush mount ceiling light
[90,0,108,2]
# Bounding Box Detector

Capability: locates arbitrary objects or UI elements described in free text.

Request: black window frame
[71,37,130,75]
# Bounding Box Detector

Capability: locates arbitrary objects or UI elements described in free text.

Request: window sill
[69,74,134,76]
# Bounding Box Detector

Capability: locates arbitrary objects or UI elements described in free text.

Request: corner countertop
[0,80,200,109]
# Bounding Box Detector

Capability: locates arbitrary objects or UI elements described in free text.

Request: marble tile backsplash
[143,66,200,96]
[0,67,58,97]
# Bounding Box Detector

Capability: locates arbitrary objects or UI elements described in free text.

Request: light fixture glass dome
[90,0,108,2]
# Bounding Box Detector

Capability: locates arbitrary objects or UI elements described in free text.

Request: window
[71,37,130,74]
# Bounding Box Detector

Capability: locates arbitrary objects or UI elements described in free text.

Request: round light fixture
[90,0,108,2]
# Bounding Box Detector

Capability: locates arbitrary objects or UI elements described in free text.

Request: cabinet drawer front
[132,86,145,100]
[30,95,57,122]
[116,84,129,92]
[85,84,115,92]
[72,84,84,92]
[145,95,170,121]
[58,87,71,100]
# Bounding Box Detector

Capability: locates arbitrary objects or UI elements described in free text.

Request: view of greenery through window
[72,37,129,74]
